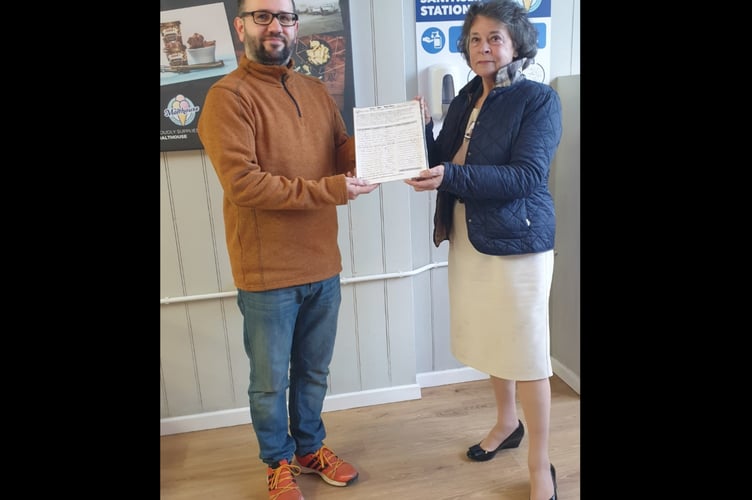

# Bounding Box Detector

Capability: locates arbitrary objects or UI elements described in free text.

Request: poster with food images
[160,0,353,152]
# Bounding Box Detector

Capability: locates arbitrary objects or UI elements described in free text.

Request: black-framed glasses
[239,10,299,26]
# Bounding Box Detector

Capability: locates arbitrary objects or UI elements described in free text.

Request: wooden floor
[161,375,580,499]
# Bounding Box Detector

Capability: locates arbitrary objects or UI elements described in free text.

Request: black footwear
[466,420,524,461]
[550,464,558,500]
[530,464,557,500]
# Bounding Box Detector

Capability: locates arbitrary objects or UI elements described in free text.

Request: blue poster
[415,0,552,127]
[416,0,550,23]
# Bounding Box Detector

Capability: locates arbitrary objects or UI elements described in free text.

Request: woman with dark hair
[406,1,562,499]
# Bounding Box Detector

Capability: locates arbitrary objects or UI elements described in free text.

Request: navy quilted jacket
[427,74,562,255]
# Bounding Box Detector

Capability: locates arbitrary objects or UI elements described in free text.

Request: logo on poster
[421,28,446,54]
[519,0,543,13]
[164,94,200,127]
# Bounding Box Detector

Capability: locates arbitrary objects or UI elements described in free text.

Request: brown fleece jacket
[198,55,355,291]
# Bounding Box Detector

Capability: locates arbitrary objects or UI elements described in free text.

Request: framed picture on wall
[160,0,354,152]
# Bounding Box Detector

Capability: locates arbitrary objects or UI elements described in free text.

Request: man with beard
[198,1,378,499]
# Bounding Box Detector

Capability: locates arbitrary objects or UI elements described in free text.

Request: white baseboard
[160,384,422,436]
[551,357,580,394]
[160,365,577,436]
[418,363,579,394]
[160,406,253,436]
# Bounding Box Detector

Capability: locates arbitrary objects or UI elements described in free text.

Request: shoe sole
[298,467,358,487]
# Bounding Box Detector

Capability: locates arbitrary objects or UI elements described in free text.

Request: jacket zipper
[281,74,302,117]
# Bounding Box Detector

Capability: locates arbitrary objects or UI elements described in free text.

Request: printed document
[353,100,429,183]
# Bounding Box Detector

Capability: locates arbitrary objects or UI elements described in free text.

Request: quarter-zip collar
[238,54,296,85]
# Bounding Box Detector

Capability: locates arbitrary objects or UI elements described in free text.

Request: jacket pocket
[477,199,530,240]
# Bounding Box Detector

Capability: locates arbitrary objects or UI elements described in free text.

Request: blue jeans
[237,274,341,466]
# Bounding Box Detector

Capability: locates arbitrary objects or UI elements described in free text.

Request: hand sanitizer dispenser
[427,64,466,122]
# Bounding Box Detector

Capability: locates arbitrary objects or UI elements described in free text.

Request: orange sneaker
[267,459,304,500]
[295,445,358,487]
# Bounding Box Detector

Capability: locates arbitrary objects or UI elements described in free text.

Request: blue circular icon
[421,28,445,54]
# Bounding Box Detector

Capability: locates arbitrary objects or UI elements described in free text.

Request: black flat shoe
[466,419,524,462]
[530,464,557,500]
[549,464,558,500]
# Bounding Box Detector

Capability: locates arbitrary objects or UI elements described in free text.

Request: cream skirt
[448,202,554,381]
